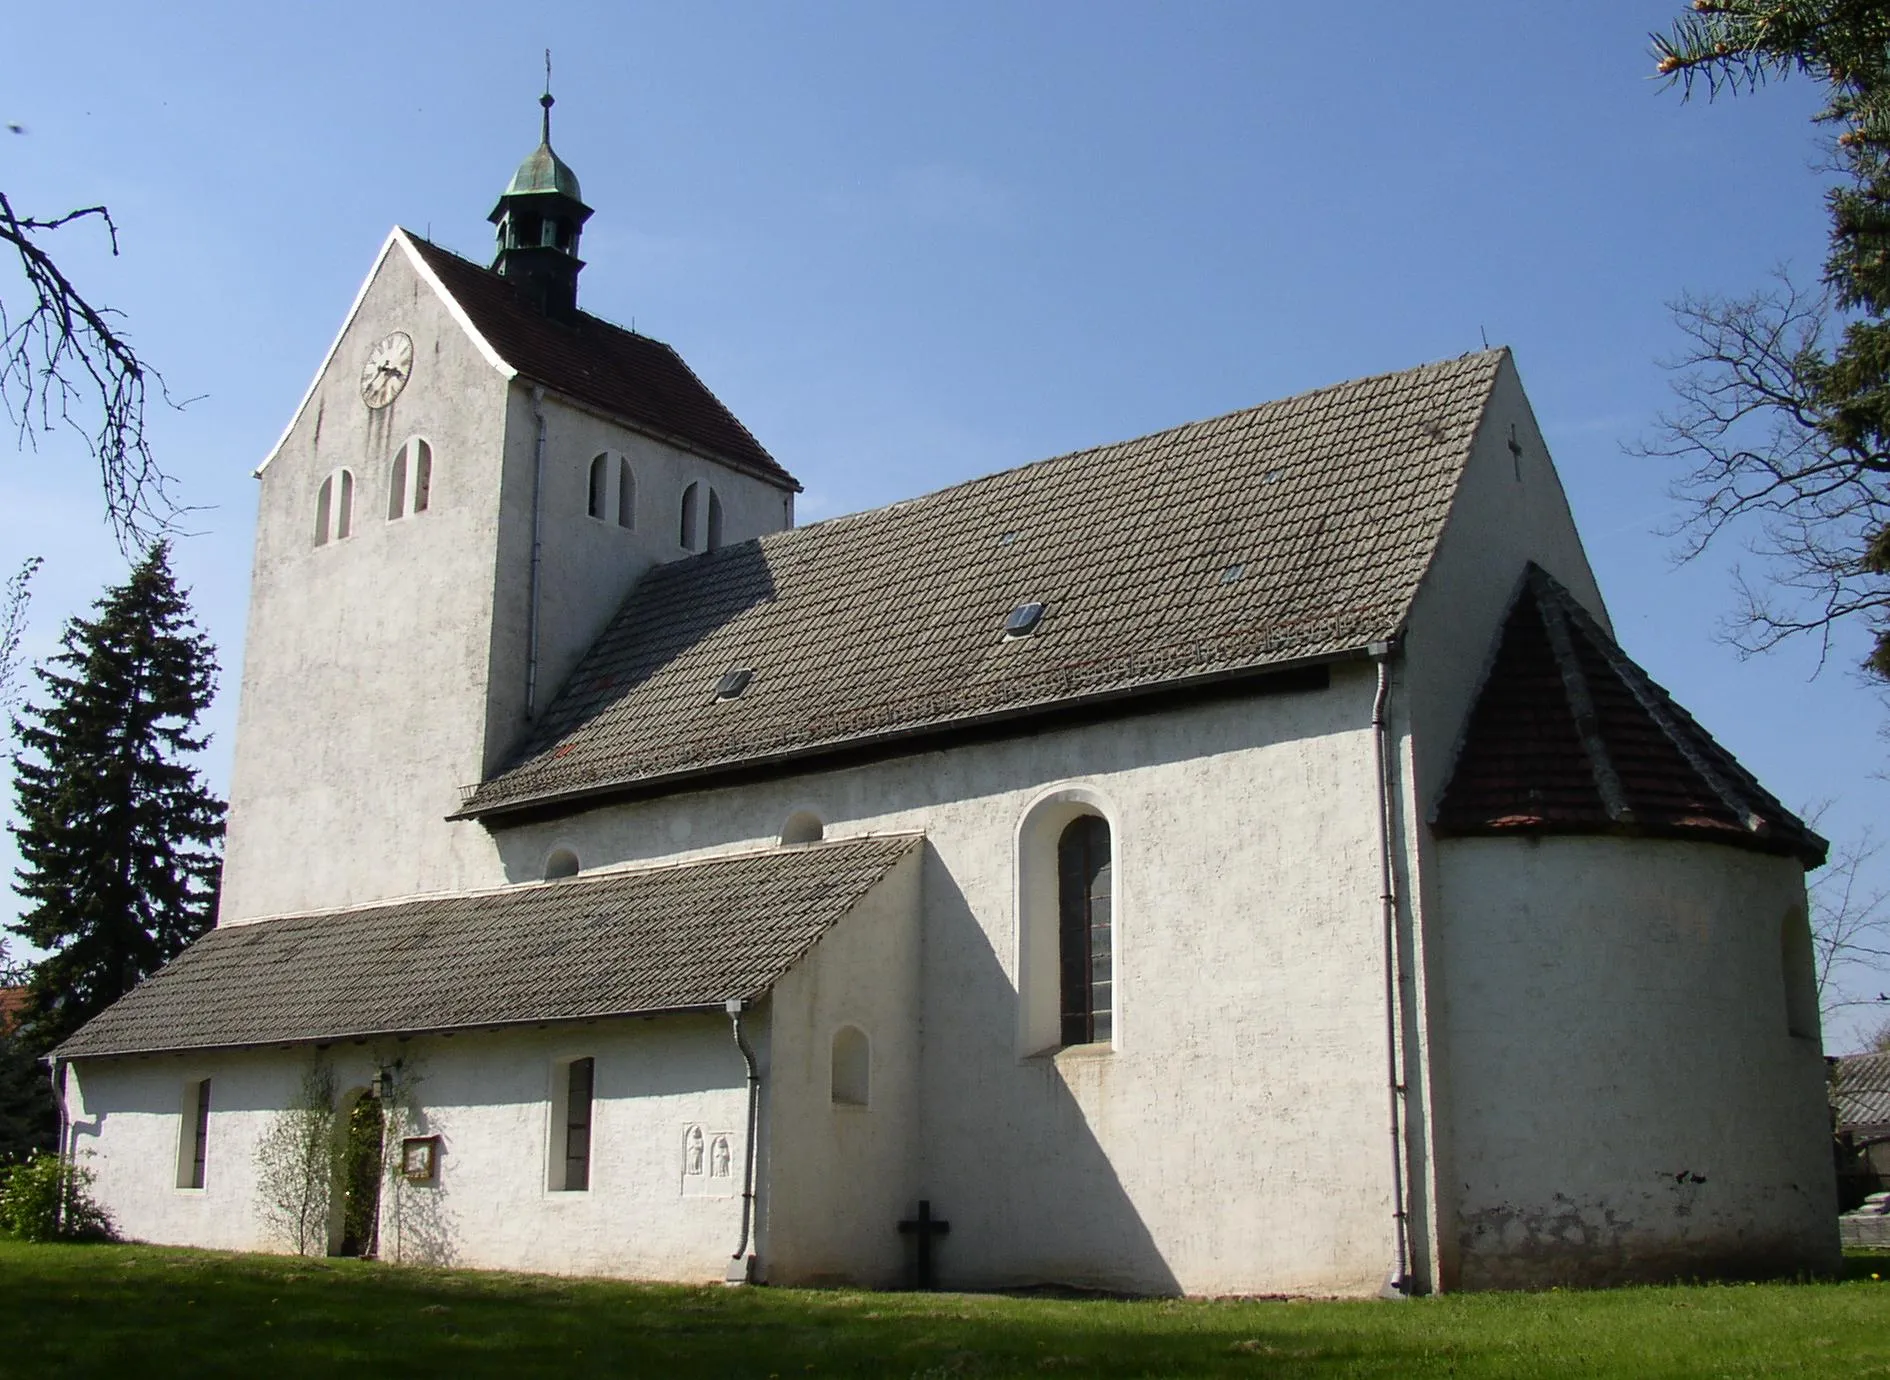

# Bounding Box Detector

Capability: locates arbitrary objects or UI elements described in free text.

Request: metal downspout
[47,1057,68,1233]
[1371,645,1412,1297]
[724,999,762,1284]
[526,385,548,719]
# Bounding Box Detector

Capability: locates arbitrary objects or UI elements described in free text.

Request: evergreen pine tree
[8,543,224,1053]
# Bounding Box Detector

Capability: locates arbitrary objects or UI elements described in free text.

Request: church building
[50,104,1839,1295]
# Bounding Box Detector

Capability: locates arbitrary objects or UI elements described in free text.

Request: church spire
[489,54,594,319]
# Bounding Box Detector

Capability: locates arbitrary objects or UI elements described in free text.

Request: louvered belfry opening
[1057,814,1113,1046]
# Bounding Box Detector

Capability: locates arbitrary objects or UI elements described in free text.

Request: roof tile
[465,350,1508,816]
[406,236,796,490]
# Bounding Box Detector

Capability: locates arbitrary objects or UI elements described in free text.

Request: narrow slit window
[412,440,432,513]
[562,1057,594,1191]
[707,489,725,551]
[1058,815,1113,1046]
[178,1078,211,1189]
[831,1026,870,1107]
[388,448,408,520]
[336,470,355,539]
[616,457,635,529]
[588,454,609,520]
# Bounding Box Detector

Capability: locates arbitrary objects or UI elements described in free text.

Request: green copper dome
[505,141,583,201]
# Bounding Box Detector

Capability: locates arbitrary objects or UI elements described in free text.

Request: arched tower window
[544,847,580,880]
[831,1026,869,1107]
[588,454,609,520]
[680,482,700,550]
[314,469,355,546]
[617,457,635,529]
[706,489,725,551]
[1057,815,1113,1047]
[388,440,432,521]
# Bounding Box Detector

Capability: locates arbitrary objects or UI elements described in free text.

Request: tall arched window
[315,476,333,546]
[706,489,725,551]
[680,482,700,550]
[1057,815,1113,1047]
[588,454,609,520]
[617,457,635,529]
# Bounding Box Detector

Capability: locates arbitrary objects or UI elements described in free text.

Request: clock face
[359,331,414,409]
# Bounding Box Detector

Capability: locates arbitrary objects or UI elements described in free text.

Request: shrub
[0,1153,115,1241]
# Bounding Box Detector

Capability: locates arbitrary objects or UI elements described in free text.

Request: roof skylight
[715,667,754,700]
[1004,602,1046,638]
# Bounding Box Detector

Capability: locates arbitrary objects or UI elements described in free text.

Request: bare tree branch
[1809,821,1890,1026]
[0,190,176,548]
[1631,272,1890,667]
[0,554,40,740]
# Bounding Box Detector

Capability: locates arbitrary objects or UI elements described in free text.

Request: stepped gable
[405,236,794,490]
[56,835,919,1059]
[463,350,1509,818]
[1432,565,1825,866]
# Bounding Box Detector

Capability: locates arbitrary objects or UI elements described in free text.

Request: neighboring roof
[1432,566,1826,867]
[56,835,919,1060]
[1835,1052,1890,1132]
[0,986,26,1037]
[403,237,795,491]
[461,350,1509,819]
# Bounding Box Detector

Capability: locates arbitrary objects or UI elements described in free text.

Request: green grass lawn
[4,1240,1890,1379]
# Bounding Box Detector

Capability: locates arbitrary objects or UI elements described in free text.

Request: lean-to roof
[56,835,919,1059]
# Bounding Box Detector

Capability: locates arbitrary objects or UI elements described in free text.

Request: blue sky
[5,4,1885,1043]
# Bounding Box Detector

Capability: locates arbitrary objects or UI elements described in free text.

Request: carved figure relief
[710,1135,731,1178]
[685,1125,704,1176]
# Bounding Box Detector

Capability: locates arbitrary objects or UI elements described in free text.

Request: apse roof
[405,237,794,490]
[460,349,1510,819]
[55,835,919,1060]
[1431,565,1825,867]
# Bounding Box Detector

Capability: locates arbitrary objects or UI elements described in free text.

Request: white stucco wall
[763,845,923,1286]
[222,232,794,922]
[492,668,1403,1297]
[69,1017,763,1280]
[1392,350,1611,1288]
[1434,835,1838,1288]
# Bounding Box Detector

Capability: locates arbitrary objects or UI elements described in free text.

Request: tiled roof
[405,236,796,491]
[1834,1052,1890,1131]
[0,986,26,1037]
[56,835,919,1060]
[1431,566,1825,866]
[462,350,1509,818]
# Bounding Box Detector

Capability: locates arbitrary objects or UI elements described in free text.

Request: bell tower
[488,70,593,318]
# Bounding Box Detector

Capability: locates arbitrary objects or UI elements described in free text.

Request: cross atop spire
[541,49,554,145]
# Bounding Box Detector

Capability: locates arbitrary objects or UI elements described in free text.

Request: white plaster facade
[60,226,1839,1295]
